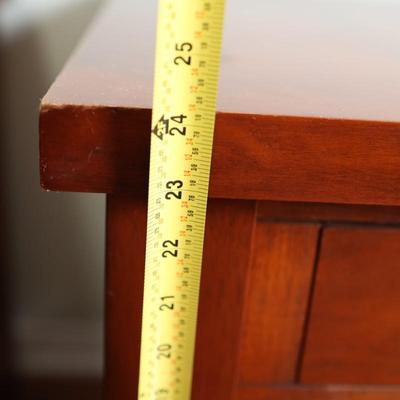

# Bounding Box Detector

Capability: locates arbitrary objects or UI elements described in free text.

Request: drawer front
[301,226,400,385]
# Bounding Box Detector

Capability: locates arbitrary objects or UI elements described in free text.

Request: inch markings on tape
[138,1,225,399]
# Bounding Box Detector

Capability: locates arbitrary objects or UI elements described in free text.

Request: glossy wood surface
[301,227,400,385]
[40,1,400,398]
[257,201,400,225]
[192,199,256,399]
[239,223,320,384]
[43,0,400,121]
[40,108,400,206]
[105,195,256,399]
[105,198,400,399]
[40,0,400,206]
[237,386,400,400]
[105,195,146,399]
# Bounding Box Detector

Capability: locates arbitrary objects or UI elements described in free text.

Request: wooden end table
[39,1,400,399]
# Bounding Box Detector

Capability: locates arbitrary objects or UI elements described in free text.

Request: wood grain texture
[238,223,320,385]
[40,0,400,397]
[301,227,400,385]
[105,194,146,400]
[192,199,256,399]
[40,107,151,195]
[105,196,256,399]
[42,0,400,122]
[237,385,400,400]
[40,107,400,206]
[40,0,400,205]
[257,202,400,225]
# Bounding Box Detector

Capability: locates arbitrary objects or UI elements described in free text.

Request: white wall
[0,0,104,376]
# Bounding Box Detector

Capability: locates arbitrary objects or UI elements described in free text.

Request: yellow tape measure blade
[139,1,225,398]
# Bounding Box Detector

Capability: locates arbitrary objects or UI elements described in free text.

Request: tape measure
[138,0,225,399]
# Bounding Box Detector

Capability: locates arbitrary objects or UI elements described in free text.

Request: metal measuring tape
[138,0,225,399]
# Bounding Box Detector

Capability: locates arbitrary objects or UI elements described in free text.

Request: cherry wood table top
[40,0,400,205]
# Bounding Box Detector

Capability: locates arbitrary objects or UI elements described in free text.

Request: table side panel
[238,222,320,384]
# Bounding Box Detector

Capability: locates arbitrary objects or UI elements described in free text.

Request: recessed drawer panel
[301,226,400,385]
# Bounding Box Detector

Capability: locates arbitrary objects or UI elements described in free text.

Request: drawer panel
[301,227,400,384]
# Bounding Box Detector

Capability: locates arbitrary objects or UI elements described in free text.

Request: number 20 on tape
[138,1,225,399]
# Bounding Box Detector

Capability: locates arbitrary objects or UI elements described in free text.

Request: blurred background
[1,0,104,398]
